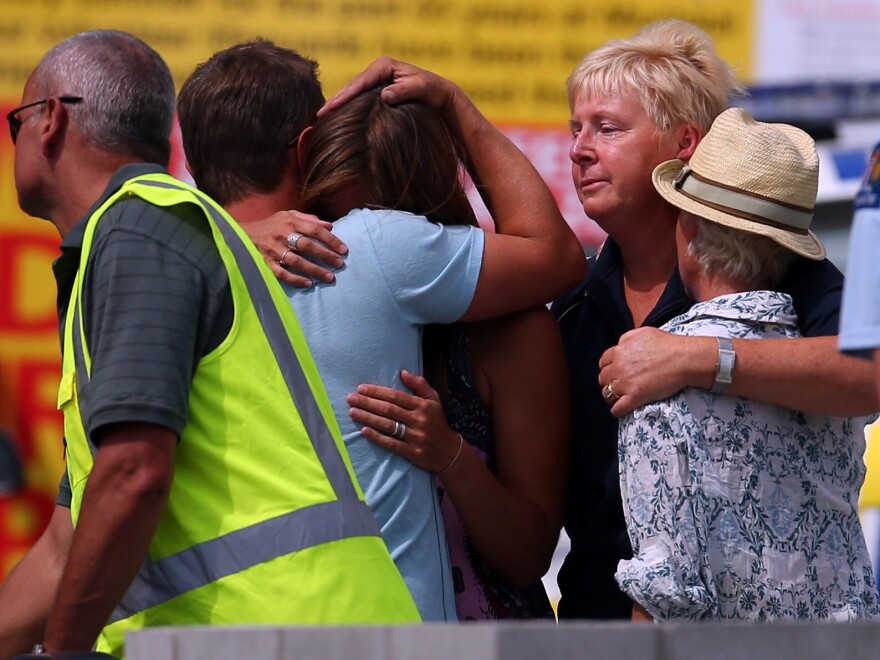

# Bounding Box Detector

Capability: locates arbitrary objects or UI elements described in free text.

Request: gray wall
[127,621,880,660]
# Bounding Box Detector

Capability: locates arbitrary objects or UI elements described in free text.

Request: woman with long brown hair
[287,65,581,621]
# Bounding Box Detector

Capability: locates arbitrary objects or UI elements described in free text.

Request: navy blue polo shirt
[550,237,844,620]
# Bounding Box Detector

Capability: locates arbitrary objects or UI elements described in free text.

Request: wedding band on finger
[391,420,407,439]
[278,248,292,266]
[603,383,619,403]
[287,232,304,251]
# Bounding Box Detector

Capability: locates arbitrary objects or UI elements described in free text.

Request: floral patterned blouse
[615,291,880,621]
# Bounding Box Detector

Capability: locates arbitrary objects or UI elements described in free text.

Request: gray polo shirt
[55,163,233,506]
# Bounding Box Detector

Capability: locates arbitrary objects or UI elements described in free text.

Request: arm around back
[601,330,878,418]
[724,336,877,416]
[600,253,878,418]
[725,256,879,416]
[345,307,568,586]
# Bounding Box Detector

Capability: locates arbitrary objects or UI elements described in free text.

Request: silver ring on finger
[391,420,407,439]
[279,248,292,266]
[287,232,304,251]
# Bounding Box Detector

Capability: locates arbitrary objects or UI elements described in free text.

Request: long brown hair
[300,87,477,228]
[301,87,478,399]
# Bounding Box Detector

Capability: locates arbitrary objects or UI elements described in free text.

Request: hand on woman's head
[320,57,458,118]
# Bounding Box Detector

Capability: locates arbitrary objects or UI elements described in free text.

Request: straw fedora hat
[653,107,825,260]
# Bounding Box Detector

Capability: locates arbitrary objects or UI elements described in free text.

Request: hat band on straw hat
[673,166,814,235]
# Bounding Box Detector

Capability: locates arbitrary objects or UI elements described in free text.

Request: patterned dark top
[438,324,555,620]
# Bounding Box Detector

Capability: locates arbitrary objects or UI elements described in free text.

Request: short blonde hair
[567,20,744,135]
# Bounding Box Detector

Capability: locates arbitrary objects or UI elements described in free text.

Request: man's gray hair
[35,30,175,166]
[689,216,795,290]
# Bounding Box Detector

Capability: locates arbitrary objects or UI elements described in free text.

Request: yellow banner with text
[1,0,753,123]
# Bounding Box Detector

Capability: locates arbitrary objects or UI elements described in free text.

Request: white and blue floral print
[616,291,880,621]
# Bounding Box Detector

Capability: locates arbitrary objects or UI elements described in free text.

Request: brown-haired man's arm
[241,209,348,289]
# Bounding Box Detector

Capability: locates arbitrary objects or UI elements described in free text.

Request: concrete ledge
[659,621,880,660]
[126,621,880,660]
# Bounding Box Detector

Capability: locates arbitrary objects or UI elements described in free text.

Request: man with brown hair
[179,39,349,289]
[0,31,420,658]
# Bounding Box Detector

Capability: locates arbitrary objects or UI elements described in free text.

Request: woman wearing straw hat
[553,19,877,621]
[614,107,880,621]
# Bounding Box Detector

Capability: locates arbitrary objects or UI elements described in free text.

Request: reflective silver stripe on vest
[68,178,381,622]
[108,499,378,623]
[70,304,98,456]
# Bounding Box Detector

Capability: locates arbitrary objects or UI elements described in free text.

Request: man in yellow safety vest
[0,29,419,660]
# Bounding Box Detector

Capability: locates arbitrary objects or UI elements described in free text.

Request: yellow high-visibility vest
[58,173,420,657]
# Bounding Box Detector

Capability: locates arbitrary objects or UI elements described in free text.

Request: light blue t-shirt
[840,140,880,359]
[286,208,484,621]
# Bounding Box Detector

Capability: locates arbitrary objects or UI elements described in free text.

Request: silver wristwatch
[711,336,736,394]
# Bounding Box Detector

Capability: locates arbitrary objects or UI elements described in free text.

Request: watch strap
[711,336,736,394]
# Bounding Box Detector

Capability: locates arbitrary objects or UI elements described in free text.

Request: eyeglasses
[6,96,83,144]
